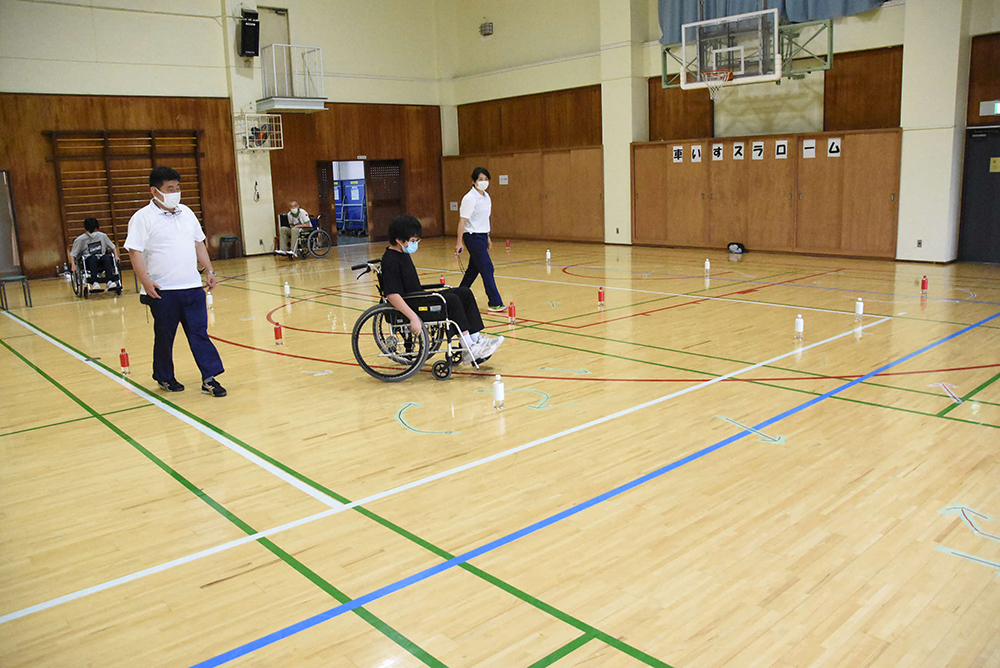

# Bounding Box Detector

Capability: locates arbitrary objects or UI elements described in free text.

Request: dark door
[364,160,405,242]
[315,161,337,244]
[958,128,1000,263]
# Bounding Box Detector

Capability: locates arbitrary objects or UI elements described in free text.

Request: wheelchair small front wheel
[431,360,452,381]
[352,303,429,382]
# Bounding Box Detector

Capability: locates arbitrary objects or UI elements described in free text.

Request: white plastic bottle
[545,249,551,264]
[493,374,505,410]
[794,314,804,341]
[206,292,214,310]
[704,258,711,275]
[284,281,291,297]
[854,298,864,322]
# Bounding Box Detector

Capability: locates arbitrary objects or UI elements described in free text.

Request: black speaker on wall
[239,9,260,57]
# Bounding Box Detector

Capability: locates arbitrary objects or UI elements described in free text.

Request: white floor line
[2,311,346,511]
[0,314,892,624]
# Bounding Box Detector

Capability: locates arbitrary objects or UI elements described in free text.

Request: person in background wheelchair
[382,214,503,365]
[70,217,121,294]
[279,200,311,252]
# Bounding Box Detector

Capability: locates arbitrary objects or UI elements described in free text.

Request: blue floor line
[190,309,1000,668]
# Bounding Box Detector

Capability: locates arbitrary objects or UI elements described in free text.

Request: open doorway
[318,159,405,245]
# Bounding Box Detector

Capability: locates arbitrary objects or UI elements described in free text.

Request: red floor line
[515,268,846,330]
[208,334,1000,383]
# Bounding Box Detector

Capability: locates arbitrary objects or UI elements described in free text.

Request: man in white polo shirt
[125,166,227,397]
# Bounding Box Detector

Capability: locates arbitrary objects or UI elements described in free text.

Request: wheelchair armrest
[419,284,447,291]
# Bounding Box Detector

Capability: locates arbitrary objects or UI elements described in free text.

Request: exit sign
[979,100,1000,116]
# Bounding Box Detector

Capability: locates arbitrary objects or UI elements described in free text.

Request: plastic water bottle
[493,375,504,410]
[505,239,511,251]
[284,281,291,297]
[274,322,283,346]
[507,302,516,325]
[206,292,214,310]
[854,298,863,322]
[119,348,130,376]
[598,286,605,308]
[920,275,928,294]
[439,274,445,285]
[545,249,551,264]
[794,314,804,341]
[704,258,711,275]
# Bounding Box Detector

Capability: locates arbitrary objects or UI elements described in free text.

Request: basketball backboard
[679,8,781,91]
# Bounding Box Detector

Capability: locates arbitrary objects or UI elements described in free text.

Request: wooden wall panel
[567,147,605,242]
[545,87,603,149]
[457,101,501,156]
[968,32,1000,127]
[487,153,543,238]
[442,157,482,237]
[541,151,574,239]
[795,136,844,251]
[747,145,796,251]
[445,148,603,243]
[633,145,671,244]
[707,142,748,247]
[0,93,239,277]
[648,78,714,141]
[840,132,900,256]
[458,86,601,154]
[271,103,443,240]
[824,47,903,131]
[665,145,708,246]
[631,129,899,257]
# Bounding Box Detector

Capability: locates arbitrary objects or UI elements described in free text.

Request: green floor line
[937,371,1000,417]
[529,325,1000,408]
[0,404,152,439]
[0,332,38,340]
[0,338,446,668]
[3,311,673,668]
[508,328,1000,429]
[526,633,593,668]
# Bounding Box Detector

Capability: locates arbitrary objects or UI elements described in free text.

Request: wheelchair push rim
[307,229,333,258]
[352,303,430,382]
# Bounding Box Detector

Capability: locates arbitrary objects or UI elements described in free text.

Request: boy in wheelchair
[70,217,121,293]
[382,215,503,365]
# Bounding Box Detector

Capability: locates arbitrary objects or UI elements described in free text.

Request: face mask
[403,240,419,254]
[477,180,489,191]
[157,188,181,209]
[291,208,299,215]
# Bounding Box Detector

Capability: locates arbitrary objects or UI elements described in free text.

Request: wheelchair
[72,251,122,299]
[350,259,480,382]
[275,218,332,259]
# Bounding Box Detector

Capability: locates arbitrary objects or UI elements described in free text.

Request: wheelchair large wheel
[308,229,332,258]
[352,303,429,382]
[71,270,83,297]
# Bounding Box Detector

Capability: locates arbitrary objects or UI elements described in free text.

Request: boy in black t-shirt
[381,215,503,364]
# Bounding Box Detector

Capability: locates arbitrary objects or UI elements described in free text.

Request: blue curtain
[659,0,887,44]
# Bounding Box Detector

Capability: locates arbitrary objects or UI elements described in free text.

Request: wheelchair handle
[350,259,381,271]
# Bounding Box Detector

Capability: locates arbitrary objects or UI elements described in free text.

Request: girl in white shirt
[456,167,504,310]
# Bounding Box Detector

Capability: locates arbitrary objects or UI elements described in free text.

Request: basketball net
[702,70,733,100]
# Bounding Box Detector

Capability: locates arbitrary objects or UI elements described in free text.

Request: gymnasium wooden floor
[2,239,999,668]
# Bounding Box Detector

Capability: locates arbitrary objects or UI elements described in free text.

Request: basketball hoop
[702,69,733,100]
